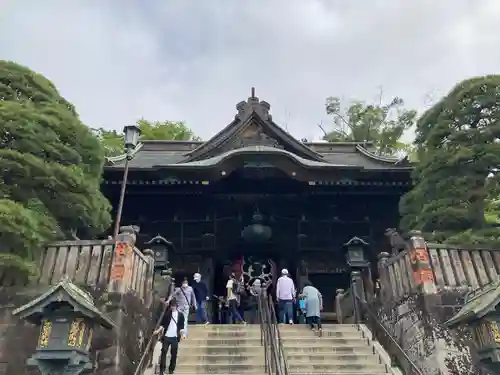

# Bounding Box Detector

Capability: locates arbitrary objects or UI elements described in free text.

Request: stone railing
[378,240,500,302]
[2,228,155,303]
[374,231,500,375]
[335,288,354,323]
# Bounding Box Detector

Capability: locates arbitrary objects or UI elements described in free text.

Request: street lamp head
[123,124,141,151]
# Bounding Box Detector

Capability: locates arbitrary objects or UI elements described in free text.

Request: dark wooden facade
[101,92,413,312]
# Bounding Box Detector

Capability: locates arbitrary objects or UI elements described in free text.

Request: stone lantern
[343,236,370,322]
[446,279,500,374]
[145,234,174,271]
[343,236,370,270]
[12,278,115,375]
[146,235,175,301]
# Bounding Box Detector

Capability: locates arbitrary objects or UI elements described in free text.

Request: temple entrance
[211,244,296,323]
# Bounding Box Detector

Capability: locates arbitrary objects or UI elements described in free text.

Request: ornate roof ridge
[355,144,409,165]
[184,90,324,163]
[306,141,375,147]
[151,145,355,170]
[141,140,203,145]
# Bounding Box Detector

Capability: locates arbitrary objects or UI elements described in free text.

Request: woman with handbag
[169,277,197,338]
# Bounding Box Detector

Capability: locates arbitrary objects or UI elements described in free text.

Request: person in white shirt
[226,272,246,324]
[276,268,296,324]
[154,299,186,375]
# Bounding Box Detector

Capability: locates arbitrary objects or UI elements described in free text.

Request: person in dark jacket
[154,298,186,375]
[193,272,210,324]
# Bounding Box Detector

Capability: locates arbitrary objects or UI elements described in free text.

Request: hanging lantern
[241,213,272,243]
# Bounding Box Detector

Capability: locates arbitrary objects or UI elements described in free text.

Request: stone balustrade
[1,227,155,303]
[378,241,500,302]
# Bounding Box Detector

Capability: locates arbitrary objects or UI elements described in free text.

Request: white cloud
[1,0,500,141]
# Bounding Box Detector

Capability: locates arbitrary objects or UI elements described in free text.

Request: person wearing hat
[192,272,210,325]
[276,268,296,324]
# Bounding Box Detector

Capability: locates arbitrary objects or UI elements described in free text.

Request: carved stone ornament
[384,228,406,255]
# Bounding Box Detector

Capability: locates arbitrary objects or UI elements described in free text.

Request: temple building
[101,91,412,314]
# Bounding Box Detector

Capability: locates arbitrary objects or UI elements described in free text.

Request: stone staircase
[145,324,265,374]
[280,324,391,375]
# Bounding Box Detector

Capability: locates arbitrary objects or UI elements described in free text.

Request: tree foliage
[323,95,417,156]
[94,119,201,157]
[0,60,112,279]
[400,75,500,245]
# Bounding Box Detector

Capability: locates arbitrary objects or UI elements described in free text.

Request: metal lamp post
[112,124,141,239]
[12,278,115,375]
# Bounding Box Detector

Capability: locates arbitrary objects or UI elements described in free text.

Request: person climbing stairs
[145,324,264,374]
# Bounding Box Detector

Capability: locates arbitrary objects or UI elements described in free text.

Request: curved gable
[184,90,324,162]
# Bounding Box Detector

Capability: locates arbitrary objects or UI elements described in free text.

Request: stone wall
[374,231,498,375]
[374,289,484,375]
[336,230,498,375]
[0,284,155,375]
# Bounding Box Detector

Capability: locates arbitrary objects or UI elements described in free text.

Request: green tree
[0,60,112,279]
[400,75,500,245]
[323,95,417,156]
[94,119,201,157]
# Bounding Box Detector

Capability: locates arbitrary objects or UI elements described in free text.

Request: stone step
[174,363,265,373]
[288,359,382,366]
[177,354,264,363]
[280,331,364,339]
[287,353,381,362]
[199,331,263,338]
[288,363,388,372]
[182,338,263,346]
[282,337,369,346]
[288,370,387,375]
[190,324,261,328]
[280,324,360,332]
[176,345,265,354]
[284,346,374,354]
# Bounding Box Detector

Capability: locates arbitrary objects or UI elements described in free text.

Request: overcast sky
[1,0,500,142]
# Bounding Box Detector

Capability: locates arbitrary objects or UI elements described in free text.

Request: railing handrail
[354,293,424,375]
[133,301,169,375]
[267,294,290,375]
[257,291,289,375]
[257,291,273,374]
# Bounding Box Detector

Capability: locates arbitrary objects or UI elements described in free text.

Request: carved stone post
[108,225,137,294]
[351,271,363,323]
[335,288,345,323]
[143,249,155,308]
[377,252,390,302]
[407,230,436,295]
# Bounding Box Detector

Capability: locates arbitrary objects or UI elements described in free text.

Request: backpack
[232,279,245,295]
